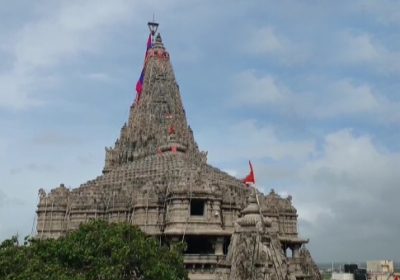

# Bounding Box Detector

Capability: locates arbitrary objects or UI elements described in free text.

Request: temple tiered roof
[103,32,203,174]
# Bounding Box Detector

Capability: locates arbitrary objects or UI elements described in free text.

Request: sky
[1,0,400,263]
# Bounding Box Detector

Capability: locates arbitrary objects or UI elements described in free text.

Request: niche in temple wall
[271,217,279,232]
[286,216,291,233]
[278,215,284,232]
[283,216,298,234]
[278,214,296,234]
[221,209,234,227]
[283,216,289,233]
[283,215,292,234]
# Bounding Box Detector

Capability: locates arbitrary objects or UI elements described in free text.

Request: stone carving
[227,190,290,280]
[38,188,46,198]
[34,24,321,280]
[200,151,208,163]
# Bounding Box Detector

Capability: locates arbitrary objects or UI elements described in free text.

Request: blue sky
[1,0,400,262]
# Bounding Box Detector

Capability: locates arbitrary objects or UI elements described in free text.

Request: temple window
[190,199,205,216]
[185,236,214,254]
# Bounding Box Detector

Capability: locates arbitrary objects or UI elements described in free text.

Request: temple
[35,22,322,280]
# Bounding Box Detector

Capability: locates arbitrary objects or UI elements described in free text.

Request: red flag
[243,161,255,185]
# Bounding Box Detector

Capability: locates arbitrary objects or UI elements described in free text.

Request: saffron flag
[243,160,255,185]
[135,34,152,103]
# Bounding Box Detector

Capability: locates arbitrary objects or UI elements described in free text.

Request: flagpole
[147,18,159,43]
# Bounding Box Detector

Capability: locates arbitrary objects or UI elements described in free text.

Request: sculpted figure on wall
[200,151,208,163]
[38,188,46,199]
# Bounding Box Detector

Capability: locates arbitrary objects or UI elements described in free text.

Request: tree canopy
[0,220,189,280]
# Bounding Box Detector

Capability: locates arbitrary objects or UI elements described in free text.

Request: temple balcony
[184,254,223,280]
[184,254,219,265]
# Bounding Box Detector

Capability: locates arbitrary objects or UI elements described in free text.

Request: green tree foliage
[0,220,189,280]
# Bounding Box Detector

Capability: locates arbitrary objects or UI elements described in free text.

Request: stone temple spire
[103,24,201,173]
[237,190,271,228]
[227,189,272,280]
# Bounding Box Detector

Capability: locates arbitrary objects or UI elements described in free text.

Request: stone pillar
[292,244,301,258]
[206,200,211,220]
[169,236,180,251]
[215,237,224,256]
[282,245,287,257]
[213,200,222,224]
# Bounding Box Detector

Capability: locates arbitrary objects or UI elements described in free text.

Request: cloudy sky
[1,0,400,262]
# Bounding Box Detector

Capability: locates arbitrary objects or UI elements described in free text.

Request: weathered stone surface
[227,190,298,280]
[34,24,322,280]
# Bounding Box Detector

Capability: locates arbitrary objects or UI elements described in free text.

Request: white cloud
[87,73,114,82]
[301,129,398,198]
[240,25,311,65]
[230,70,286,107]
[32,131,83,146]
[203,119,316,164]
[307,78,400,123]
[338,32,381,63]
[229,120,315,161]
[243,26,283,54]
[0,0,146,110]
[355,0,400,25]
[290,129,400,260]
[311,79,381,118]
[335,30,400,73]
[230,71,400,123]
[171,46,204,64]
[222,169,239,177]
[297,205,335,225]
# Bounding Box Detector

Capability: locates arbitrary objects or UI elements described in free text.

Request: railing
[184,254,223,264]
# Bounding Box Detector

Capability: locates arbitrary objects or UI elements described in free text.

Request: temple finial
[148,15,159,36]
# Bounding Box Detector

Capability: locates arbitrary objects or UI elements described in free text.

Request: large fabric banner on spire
[135,34,152,103]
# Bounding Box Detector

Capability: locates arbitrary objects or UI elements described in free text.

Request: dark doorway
[185,236,214,254]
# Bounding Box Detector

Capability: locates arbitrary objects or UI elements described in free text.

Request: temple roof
[103,30,202,174]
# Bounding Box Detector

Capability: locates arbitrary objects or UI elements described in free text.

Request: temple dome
[238,190,272,227]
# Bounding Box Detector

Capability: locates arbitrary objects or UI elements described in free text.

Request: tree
[0,220,189,280]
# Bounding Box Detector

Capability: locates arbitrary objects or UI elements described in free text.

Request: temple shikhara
[35,22,322,280]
